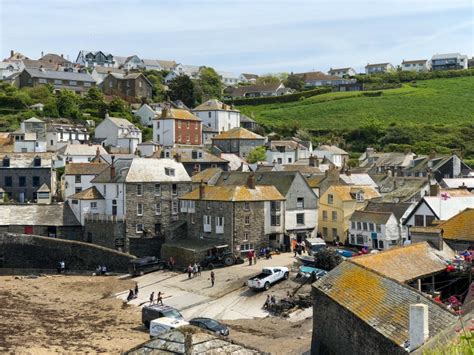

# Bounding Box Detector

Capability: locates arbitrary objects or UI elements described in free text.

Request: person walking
[157,291,163,305]
[197,263,202,276]
[134,282,139,297]
[253,252,257,265]
[187,264,193,279]
[248,250,253,266]
[127,289,134,302]
[149,292,155,305]
[168,257,175,271]
[192,263,198,277]
[210,271,215,287]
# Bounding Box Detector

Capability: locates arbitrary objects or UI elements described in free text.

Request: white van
[305,238,327,256]
[149,317,190,338]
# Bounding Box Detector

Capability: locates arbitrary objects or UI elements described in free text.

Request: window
[19,176,26,187]
[203,215,211,232]
[136,184,143,196]
[156,134,160,142]
[245,215,250,225]
[296,198,304,209]
[38,78,47,84]
[156,121,160,129]
[69,81,77,86]
[136,224,144,233]
[172,184,177,195]
[332,228,338,238]
[327,194,334,204]
[322,227,328,237]
[4,176,12,187]
[208,112,211,118]
[71,199,78,205]
[244,202,250,210]
[240,243,254,252]
[154,184,161,196]
[90,202,97,209]
[322,211,328,221]
[54,79,62,85]
[378,240,384,249]
[376,224,381,233]
[75,187,82,193]
[414,215,424,226]
[32,176,40,187]
[271,215,281,226]
[216,216,224,226]
[332,211,337,221]
[177,121,181,128]
[75,175,81,183]
[186,122,190,129]
[426,215,435,226]
[165,168,175,176]
[277,158,282,164]
[116,184,119,197]
[137,203,143,216]
[206,201,211,210]
[271,201,281,211]
[84,82,91,87]
[243,233,249,242]
[166,200,176,214]
[155,202,161,215]
[288,158,292,163]
[296,213,305,225]
[369,223,374,232]
[356,191,364,202]
[356,221,361,230]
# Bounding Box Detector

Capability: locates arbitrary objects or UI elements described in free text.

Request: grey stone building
[211,127,265,159]
[0,153,56,202]
[124,158,192,256]
[179,175,285,257]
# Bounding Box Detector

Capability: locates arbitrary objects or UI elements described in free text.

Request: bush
[228,87,332,106]
[356,68,474,84]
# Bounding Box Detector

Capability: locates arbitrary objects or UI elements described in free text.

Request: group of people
[149,291,164,305]
[187,263,202,278]
[247,250,258,265]
[263,295,277,309]
[56,260,66,274]
[292,240,306,256]
[167,257,176,271]
[127,282,139,302]
[96,265,107,275]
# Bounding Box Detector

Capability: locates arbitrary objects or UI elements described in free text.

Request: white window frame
[136,184,143,196]
[136,223,144,233]
[154,184,161,196]
[155,202,161,215]
[137,203,143,216]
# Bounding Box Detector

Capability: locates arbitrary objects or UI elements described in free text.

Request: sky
[0,0,473,74]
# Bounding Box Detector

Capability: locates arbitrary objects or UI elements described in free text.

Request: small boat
[298,266,328,279]
[297,255,316,266]
[336,249,355,258]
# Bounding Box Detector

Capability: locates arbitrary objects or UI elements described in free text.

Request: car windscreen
[202,319,221,329]
[162,309,182,319]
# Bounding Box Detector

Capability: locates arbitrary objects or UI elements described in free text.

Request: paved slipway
[117,253,302,320]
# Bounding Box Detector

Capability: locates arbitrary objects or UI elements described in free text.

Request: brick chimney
[174,153,181,163]
[325,165,340,182]
[409,304,429,351]
[110,155,116,180]
[429,183,440,196]
[247,173,256,189]
[309,154,318,167]
[199,179,205,199]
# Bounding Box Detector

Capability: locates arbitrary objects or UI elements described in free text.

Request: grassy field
[238,76,474,130]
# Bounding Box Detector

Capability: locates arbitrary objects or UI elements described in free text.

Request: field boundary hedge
[227,87,332,106]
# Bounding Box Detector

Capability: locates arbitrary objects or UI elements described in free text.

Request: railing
[84,213,125,223]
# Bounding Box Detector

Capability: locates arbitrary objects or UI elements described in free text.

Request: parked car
[247,267,289,290]
[142,305,184,328]
[150,317,189,338]
[200,245,237,270]
[304,238,327,256]
[189,317,230,336]
[129,256,167,276]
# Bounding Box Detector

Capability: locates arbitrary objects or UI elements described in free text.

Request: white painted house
[328,67,357,78]
[217,71,240,86]
[94,115,142,154]
[63,162,108,199]
[401,59,431,72]
[56,144,108,167]
[46,123,89,151]
[0,60,24,79]
[349,211,400,250]
[312,145,349,168]
[365,63,395,74]
[68,186,106,225]
[266,140,310,165]
[165,64,202,83]
[134,103,162,127]
[431,53,468,71]
[192,99,240,134]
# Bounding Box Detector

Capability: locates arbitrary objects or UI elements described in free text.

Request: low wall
[0,233,136,273]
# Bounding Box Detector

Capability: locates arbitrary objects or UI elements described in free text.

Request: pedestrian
[60,260,66,274]
[149,292,155,305]
[134,282,139,297]
[57,261,62,274]
[248,250,253,266]
[301,243,306,254]
[253,252,257,265]
[210,271,215,287]
[263,295,271,309]
[197,263,202,276]
[168,257,175,271]
[187,264,193,279]
[270,295,276,304]
[157,291,163,305]
[292,239,297,257]
[101,265,107,275]
[193,263,198,277]
[127,289,134,302]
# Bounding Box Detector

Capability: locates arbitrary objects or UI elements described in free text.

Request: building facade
[153,108,202,147]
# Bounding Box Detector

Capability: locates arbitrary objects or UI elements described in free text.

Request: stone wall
[0,167,52,201]
[83,219,126,251]
[311,286,406,355]
[161,244,207,269]
[0,225,82,241]
[0,233,135,272]
[129,236,163,258]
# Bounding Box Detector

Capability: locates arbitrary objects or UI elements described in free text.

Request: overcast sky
[1,0,473,74]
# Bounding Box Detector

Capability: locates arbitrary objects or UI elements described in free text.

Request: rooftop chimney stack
[429,183,440,197]
[247,173,256,189]
[174,153,181,163]
[309,154,317,167]
[110,155,116,179]
[409,304,429,351]
[199,179,205,199]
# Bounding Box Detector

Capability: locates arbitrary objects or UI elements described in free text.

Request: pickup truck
[247,267,289,290]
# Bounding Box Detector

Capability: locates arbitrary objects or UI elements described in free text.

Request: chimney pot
[247,173,256,189]
[409,304,429,351]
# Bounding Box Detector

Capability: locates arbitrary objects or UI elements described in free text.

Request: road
[117,253,300,320]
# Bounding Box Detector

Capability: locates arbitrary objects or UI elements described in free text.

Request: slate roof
[240,73,259,80]
[191,168,223,184]
[24,68,95,82]
[402,59,428,64]
[420,195,474,220]
[219,153,250,171]
[339,173,377,188]
[168,148,228,163]
[69,186,104,200]
[212,127,264,140]
[314,261,457,347]
[240,114,256,123]
[91,158,133,183]
[181,184,284,202]
[125,158,191,183]
[59,144,107,157]
[0,153,53,168]
[351,242,454,283]
[350,210,393,225]
[230,83,283,97]
[364,201,414,221]
[268,140,308,152]
[193,99,238,112]
[159,108,200,121]
[156,60,177,70]
[279,165,322,175]
[64,162,108,175]
[436,208,474,242]
[314,145,348,155]
[372,175,428,203]
[365,62,392,67]
[432,53,466,60]
[0,203,80,226]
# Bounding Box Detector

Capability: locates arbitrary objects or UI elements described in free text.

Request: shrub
[228,87,332,106]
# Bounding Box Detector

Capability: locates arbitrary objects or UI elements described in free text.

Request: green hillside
[239,76,474,130]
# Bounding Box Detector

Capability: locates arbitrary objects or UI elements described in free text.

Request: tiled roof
[168,148,227,163]
[436,208,474,242]
[314,145,348,155]
[159,108,200,121]
[191,168,223,184]
[314,261,457,346]
[24,68,95,82]
[212,127,264,140]
[65,162,108,175]
[329,185,381,201]
[350,210,393,225]
[193,99,238,112]
[0,203,79,226]
[351,242,454,283]
[69,186,104,200]
[180,184,284,202]
[364,201,414,220]
[402,59,428,64]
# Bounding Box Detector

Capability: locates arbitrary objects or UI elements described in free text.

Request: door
[24,226,33,234]
[112,200,117,216]
[155,223,161,236]
[19,192,25,203]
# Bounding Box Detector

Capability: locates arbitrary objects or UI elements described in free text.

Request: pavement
[116,253,300,320]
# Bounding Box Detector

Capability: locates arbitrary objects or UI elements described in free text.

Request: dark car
[142,305,184,328]
[189,317,230,336]
[129,256,167,276]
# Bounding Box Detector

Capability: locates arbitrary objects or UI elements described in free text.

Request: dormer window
[2,156,10,167]
[165,168,175,176]
[356,191,364,202]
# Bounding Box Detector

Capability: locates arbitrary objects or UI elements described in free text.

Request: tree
[56,90,80,119]
[195,67,223,102]
[247,146,267,163]
[285,73,305,91]
[256,75,281,86]
[168,74,196,107]
[108,97,130,117]
[142,69,168,101]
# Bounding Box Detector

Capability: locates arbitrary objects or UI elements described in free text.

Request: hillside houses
[94,115,142,154]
